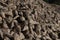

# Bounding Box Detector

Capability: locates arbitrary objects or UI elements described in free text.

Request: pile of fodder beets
[0,0,60,40]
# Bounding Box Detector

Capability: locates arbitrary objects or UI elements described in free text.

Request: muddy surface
[0,0,60,40]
